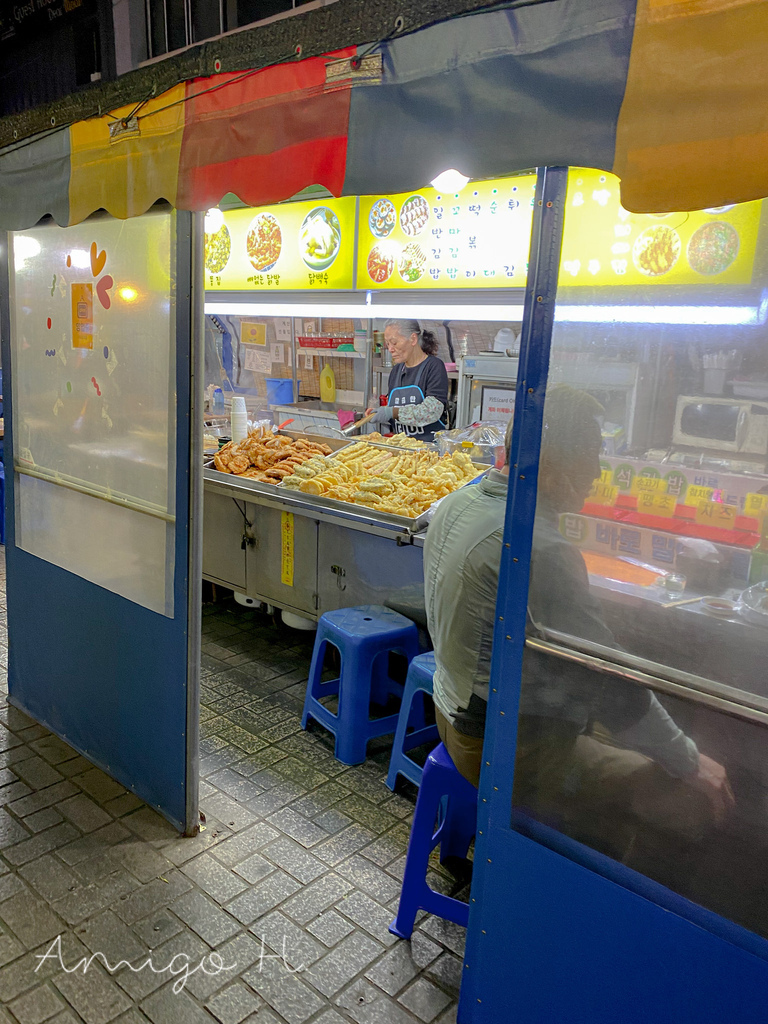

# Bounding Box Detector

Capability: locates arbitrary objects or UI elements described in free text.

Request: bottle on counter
[230,396,248,443]
[212,387,225,414]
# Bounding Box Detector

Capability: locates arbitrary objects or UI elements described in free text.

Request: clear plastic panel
[10,208,176,614]
[514,169,768,935]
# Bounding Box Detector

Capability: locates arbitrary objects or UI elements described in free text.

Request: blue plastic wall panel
[344,0,636,196]
[465,827,768,1024]
[0,212,195,833]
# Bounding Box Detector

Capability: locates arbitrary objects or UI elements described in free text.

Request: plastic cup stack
[230,396,248,443]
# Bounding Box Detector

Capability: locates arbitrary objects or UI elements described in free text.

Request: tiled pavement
[0,555,466,1024]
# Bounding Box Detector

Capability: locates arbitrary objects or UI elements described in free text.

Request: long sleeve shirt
[423,469,699,778]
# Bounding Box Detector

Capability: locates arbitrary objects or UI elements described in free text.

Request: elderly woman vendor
[366,320,450,442]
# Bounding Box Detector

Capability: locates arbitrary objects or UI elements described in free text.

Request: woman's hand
[368,406,394,424]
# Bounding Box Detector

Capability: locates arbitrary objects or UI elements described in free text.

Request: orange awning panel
[614,0,768,212]
[69,84,186,225]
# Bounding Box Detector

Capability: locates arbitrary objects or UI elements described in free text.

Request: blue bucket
[266,378,295,405]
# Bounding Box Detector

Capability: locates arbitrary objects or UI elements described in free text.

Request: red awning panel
[177,48,356,211]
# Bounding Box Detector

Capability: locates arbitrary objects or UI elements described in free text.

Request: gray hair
[383,319,439,356]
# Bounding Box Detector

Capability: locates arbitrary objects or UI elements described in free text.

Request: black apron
[388,359,445,443]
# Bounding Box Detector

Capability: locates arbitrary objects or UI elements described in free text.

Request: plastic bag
[434,422,507,464]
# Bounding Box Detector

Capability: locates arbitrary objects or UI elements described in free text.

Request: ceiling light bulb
[204,208,225,234]
[430,169,470,192]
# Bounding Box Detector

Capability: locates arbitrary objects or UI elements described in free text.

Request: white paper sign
[275,318,292,342]
[244,347,272,373]
[270,343,285,364]
[304,353,313,370]
[480,386,515,423]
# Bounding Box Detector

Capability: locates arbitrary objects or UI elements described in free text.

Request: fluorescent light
[555,305,764,326]
[430,169,470,192]
[204,301,525,321]
[204,208,225,234]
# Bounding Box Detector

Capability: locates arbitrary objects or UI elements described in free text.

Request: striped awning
[2,0,768,230]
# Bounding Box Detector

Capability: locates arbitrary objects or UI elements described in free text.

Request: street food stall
[200,174,533,619]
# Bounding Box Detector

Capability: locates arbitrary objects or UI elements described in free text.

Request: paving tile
[13,757,65,791]
[130,911,185,951]
[8,981,66,1024]
[19,854,81,902]
[3,823,81,868]
[312,809,353,836]
[232,853,274,886]
[336,892,398,947]
[260,839,325,885]
[23,807,65,833]
[115,844,175,884]
[141,981,221,1024]
[121,809,179,845]
[397,977,452,1023]
[364,942,423,996]
[52,869,140,926]
[74,768,127,804]
[249,911,324,971]
[53,958,132,1023]
[425,953,463,1001]
[0,779,33,806]
[206,981,262,1024]
[242,958,324,1024]
[160,826,232,867]
[29,735,80,766]
[280,874,354,927]
[56,822,130,866]
[75,909,148,966]
[418,918,466,959]
[313,826,377,868]
[210,824,280,869]
[104,794,144,819]
[56,794,113,834]
[226,872,301,926]
[115,929,210,1002]
[0,806,31,845]
[58,756,97,779]
[206,769,264,805]
[181,854,248,904]
[0,870,27,901]
[335,857,401,905]
[199,793,259,833]
[8,782,79,819]
[113,872,194,926]
[170,890,240,947]
[305,910,355,949]
[0,891,65,948]
[264,808,326,849]
[302,932,383,997]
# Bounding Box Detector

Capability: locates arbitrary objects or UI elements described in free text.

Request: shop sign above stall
[560,169,763,287]
[204,197,357,291]
[357,177,536,290]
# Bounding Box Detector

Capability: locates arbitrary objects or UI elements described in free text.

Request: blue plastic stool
[390,742,478,939]
[385,651,439,791]
[301,605,419,765]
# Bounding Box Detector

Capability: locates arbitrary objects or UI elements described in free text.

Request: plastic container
[319,365,336,402]
[266,378,295,405]
[212,387,224,413]
[230,395,248,443]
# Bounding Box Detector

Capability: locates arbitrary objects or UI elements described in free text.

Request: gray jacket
[423,469,699,778]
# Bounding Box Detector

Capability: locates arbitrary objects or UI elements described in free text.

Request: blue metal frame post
[459,165,569,1020]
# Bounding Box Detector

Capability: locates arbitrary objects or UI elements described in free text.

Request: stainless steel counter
[203,468,426,622]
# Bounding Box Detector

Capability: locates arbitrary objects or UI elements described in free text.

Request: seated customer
[423,384,733,865]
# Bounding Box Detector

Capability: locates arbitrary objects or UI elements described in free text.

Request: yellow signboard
[71,283,94,350]
[637,492,677,517]
[588,482,619,506]
[695,500,738,529]
[281,512,295,587]
[205,197,357,291]
[631,476,667,495]
[357,176,537,290]
[745,492,768,518]
[560,168,761,287]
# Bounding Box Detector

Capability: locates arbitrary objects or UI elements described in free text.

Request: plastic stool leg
[438,787,478,862]
[333,646,377,765]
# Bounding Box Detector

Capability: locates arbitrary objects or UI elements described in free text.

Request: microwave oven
[672,395,768,455]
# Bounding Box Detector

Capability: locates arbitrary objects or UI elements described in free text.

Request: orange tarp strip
[614,0,768,212]
[177,50,355,210]
[69,84,185,225]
